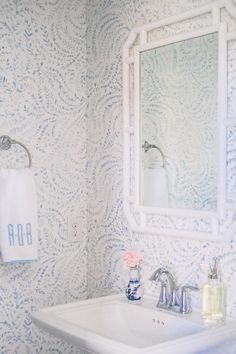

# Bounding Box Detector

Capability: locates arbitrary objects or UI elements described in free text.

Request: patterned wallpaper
[87,1,236,353]
[0,0,236,353]
[0,0,87,353]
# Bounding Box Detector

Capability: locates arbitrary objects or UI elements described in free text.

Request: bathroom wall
[86,0,236,323]
[0,0,236,353]
[0,0,87,353]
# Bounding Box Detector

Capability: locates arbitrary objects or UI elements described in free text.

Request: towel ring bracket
[0,135,32,168]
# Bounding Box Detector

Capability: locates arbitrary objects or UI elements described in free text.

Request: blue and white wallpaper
[87,1,236,353]
[0,0,236,353]
[0,0,87,353]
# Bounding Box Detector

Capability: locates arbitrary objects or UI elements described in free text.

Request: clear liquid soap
[202,257,226,323]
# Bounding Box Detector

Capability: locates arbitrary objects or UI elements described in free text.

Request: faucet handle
[179,285,199,314]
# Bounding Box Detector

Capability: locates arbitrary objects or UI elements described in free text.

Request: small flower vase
[125,266,142,302]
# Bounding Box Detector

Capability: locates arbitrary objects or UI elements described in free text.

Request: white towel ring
[0,135,32,168]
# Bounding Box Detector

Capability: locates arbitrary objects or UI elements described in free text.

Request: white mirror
[140,33,218,211]
[123,1,236,241]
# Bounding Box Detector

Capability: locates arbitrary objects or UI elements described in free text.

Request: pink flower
[123,251,143,268]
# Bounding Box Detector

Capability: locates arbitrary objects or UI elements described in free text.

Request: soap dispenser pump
[202,257,226,323]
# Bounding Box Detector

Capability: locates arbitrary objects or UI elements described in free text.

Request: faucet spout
[149,267,166,281]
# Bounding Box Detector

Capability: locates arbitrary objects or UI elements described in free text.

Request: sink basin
[32,294,236,354]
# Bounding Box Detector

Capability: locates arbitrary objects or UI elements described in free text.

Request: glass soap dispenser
[202,258,226,323]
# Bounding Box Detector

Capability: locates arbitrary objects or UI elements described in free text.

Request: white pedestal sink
[32,294,236,354]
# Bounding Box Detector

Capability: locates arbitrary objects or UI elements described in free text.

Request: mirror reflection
[140,33,218,210]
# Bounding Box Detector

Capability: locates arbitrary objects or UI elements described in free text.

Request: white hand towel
[0,168,38,263]
[143,167,169,208]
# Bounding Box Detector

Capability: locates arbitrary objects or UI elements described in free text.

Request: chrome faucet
[149,268,179,309]
[150,268,199,314]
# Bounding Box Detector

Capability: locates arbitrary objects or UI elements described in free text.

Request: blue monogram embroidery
[26,223,32,245]
[8,224,14,246]
[17,224,24,246]
[7,223,33,246]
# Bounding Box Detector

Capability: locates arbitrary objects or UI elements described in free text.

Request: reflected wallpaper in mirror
[140,33,218,210]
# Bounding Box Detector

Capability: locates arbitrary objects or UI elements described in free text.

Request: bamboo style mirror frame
[123,0,236,241]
